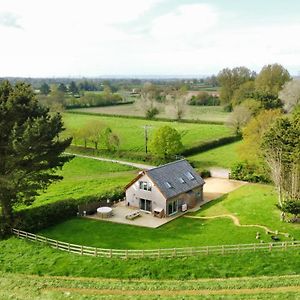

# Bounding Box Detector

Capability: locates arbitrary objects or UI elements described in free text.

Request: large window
[168,199,178,216]
[139,181,152,191]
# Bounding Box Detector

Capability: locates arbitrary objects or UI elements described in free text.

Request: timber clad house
[125,160,205,218]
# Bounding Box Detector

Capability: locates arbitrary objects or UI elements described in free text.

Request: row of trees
[69,121,120,152]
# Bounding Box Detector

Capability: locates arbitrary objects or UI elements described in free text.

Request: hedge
[11,188,124,233]
[65,111,225,125]
[181,135,241,156]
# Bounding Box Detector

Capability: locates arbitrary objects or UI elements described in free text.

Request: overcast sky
[1,0,300,77]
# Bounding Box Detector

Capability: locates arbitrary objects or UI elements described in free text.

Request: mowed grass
[38,183,299,248]
[192,184,300,240]
[63,113,233,153]
[33,157,137,206]
[188,141,242,169]
[1,271,300,299]
[1,238,300,280]
[72,103,231,123]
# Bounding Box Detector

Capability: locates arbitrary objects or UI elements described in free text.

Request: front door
[140,198,152,212]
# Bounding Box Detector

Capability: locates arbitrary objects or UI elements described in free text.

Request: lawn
[192,184,300,240]
[188,141,242,169]
[37,183,299,248]
[32,157,137,206]
[1,238,300,280]
[70,103,231,123]
[1,270,300,299]
[63,112,233,153]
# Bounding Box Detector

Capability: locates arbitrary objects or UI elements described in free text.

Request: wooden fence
[12,229,300,259]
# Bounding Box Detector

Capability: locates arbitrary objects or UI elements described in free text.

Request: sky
[1,0,300,77]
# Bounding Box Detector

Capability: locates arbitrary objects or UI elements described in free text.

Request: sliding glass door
[168,199,178,216]
[140,198,152,212]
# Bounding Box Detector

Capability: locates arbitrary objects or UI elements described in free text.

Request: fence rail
[12,229,300,259]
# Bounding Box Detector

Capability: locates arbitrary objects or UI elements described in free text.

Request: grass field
[1,271,300,299]
[70,103,231,123]
[188,141,242,169]
[33,157,137,206]
[1,237,300,280]
[63,113,233,153]
[37,184,299,249]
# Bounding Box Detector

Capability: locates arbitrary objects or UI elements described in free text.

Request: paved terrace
[86,178,247,228]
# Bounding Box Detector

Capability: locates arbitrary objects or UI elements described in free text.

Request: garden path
[185,214,289,237]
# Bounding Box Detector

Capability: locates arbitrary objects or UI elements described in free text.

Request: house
[125,159,205,218]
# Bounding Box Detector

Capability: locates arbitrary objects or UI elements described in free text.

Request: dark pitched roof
[146,159,205,199]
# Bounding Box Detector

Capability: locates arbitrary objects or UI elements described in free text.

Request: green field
[1,237,300,280]
[33,157,137,206]
[70,103,231,123]
[1,271,300,299]
[192,184,300,239]
[188,141,242,169]
[38,184,299,249]
[63,113,233,153]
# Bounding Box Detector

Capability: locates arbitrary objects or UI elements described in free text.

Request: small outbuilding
[125,159,205,218]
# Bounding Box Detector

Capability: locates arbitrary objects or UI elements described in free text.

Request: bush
[12,188,124,233]
[230,161,270,183]
[146,107,159,119]
[188,92,220,106]
[199,169,211,178]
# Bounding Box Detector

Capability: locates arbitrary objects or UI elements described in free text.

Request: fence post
[95,248,97,257]
[142,250,144,258]
[17,230,20,237]
[110,249,112,258]
[269,243,272,252]
[56,240,58,249]
[206,246,209,255]
[222,245,224,255]
[253,243,256,252]
[285,242,288,251]
[173,248,176,257]
[158,249,161,258]
[68,243,70,253]
[81,246,83,255]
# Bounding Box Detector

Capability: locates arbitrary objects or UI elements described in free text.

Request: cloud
[150,4,219,39]
[0,12,21,29]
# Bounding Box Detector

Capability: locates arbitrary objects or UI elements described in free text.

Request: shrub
[146,107,159,119]
[188,92,220,106]
[199,169,211,178]
[230,161,270,183]
[12,188,124,233]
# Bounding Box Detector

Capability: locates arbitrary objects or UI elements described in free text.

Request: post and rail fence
[12,228,300,259]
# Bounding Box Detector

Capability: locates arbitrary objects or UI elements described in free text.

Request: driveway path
[65,152,155,170]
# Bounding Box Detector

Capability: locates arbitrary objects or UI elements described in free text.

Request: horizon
[1,0,300,77]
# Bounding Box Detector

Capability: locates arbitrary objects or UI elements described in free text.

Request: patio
[86,178,246,228]
[86,200,188,228]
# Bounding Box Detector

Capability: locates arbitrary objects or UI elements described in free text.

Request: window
[178,177,185,183]
[139,181,152,191]
[164,181,172,189]
[185,171,195,180]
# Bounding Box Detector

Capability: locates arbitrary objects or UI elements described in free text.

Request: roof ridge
[146,159,187,173]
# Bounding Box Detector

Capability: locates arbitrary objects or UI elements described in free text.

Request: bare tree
[227,105,252,135]
[279,79,300,112]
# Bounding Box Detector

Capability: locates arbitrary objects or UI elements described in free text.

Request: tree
[86,121,105,150]
[262,111,300,209]
[0,81,72,235]
[279,79,300,113]
[231,81,255,106]
[255,63,291,96]
[40,83,50,95]
[139,83,161,119]
[167,85,188,120]
[217,66,254,105]
[150,126,183,160]
[227,105,252,136]
[68,81,79,96]
[57,83,67,93]
[239,109,282,163]
[103,127,120,152]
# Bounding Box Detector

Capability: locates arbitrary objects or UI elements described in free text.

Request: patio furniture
[97,206,113,219]
[126,210,141,220]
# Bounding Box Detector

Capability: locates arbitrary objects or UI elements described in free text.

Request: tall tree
[57,83,67,93]
[0,81,72,235]
[40,82,50,95]
[255,63,291,96]
[217,66,254,105]
[150,126,183,160]
[262,111,300,210]
[279,79,300,113]
[68,81,79,96]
